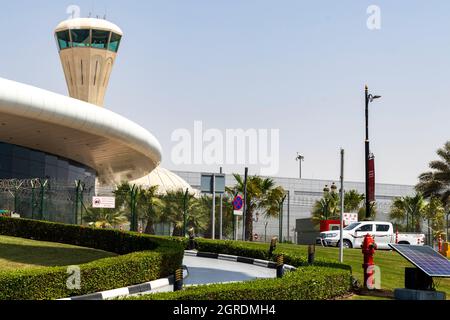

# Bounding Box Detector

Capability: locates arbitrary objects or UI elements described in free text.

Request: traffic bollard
[308,245,315,265]
[174,268,184,291]
[188,227,196,250]
[269,237,278,257]
[276,255,284,278]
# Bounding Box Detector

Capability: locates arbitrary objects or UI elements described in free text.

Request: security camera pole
[296,153,305,179]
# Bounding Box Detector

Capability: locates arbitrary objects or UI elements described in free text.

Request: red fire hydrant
[362,234,377,289]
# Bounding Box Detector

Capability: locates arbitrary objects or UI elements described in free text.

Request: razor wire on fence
[0,179,240,239]
[0,179,340,242]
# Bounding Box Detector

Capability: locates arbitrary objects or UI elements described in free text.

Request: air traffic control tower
[54,18,123,106]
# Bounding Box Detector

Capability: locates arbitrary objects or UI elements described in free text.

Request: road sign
[234,210,243,216]
[233,195,244,211]
[201,173,226,194]
[92,197,116,209]
[389,244,450,277]
[343,213,358,225]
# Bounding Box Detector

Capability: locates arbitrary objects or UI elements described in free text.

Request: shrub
[0,217,184,300]
[124,237,352,301]
[128,266,352,300]
[192,238,351,271]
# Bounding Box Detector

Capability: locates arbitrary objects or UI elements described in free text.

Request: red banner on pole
[368,157,375,202]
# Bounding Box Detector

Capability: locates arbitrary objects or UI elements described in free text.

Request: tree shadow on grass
[0,242,116,269]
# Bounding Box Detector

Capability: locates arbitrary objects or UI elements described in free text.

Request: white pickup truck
[317,221,425,250]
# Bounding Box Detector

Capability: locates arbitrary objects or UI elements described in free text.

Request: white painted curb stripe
[102,287,130,300]
[218,254,238,262]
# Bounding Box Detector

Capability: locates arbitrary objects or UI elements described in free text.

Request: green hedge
[128,266,351,300]
[193,238,351,271]
[126,238,353,301]
[0,217,184,300]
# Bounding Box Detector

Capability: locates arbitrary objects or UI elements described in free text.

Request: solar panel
[389,244,450,278]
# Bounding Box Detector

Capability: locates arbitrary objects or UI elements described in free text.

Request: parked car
[317,221,425,250]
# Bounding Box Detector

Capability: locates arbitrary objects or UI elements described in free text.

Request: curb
[184,250,297,272]
[59,266,189,301]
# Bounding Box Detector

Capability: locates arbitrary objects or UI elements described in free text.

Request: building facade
[173,171,415,242]
[0,18,161,223]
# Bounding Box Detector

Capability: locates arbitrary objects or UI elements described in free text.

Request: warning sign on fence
[92,197,116,209]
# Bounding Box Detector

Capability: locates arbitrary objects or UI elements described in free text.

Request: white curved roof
[55,18,123,35]
[132,167,199,196]
[0,77,161,185]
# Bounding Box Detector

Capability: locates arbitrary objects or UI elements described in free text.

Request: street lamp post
[365,85,381,219]
[296,153,305,179]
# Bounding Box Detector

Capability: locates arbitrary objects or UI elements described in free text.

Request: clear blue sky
[0,1,449,185]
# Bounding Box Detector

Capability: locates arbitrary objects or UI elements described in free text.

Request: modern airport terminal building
[0,16,415,235]
[0,17,162,222]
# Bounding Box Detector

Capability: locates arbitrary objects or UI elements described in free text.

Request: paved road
[183,255,276,286]
[131,255,277,297]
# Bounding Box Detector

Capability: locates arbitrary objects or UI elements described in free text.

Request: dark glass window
[45,155,58,166]
[357,224,373,232]
[12,158,29,175]
[0,154,11,172]
[0,143,12,156]
[57,160,69,183]
[92,30,110,49]
[12,146,29,160]
[376,224,390,232]
[30,150,45,164]
[56,30,71,50]
[108,32,121,52]
[29,161,45,178]
[70,29,91,47]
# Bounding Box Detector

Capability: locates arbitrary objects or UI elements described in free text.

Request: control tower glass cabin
[55,18,123,107]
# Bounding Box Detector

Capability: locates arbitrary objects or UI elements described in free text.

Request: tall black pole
[242,167,248,241]
[183,188,189,237]
[365,85,371,219]
[299,160,302,179]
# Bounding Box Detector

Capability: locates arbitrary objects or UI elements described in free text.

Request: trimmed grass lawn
[237,241,450,297]
[0,235,117,271]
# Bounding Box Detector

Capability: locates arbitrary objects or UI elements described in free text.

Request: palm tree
[311,185,340,223]
[227,174,285,241]
[161,189,209,237]
[416,141,450,207]
[83,207,127,229]
[140,185,164,234]
[357,203,377,221]
[423,197,446,242]
[344,190,365,213]
[390,193,425,232]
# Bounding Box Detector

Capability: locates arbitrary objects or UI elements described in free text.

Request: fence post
[39,179,48,221]
[31,180,36,219]
[130,185,139,232]
[74,181,80,225]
